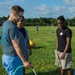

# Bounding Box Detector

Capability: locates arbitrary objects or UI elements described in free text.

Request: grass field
[0,26,75,75]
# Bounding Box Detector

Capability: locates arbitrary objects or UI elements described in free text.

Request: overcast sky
[0,0,75,18]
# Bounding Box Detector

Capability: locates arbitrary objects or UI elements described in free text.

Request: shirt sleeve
[9,27,19,40]
[66,29,72,38]
[26,30,30,46]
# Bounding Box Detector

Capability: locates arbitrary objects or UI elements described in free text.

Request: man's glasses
[12,11,23,18]
[57,23,63,24]
[16,14,23,18]
[57,22,64,24]
[19,20,25,22]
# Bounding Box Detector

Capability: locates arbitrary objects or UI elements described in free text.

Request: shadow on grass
[34,46,46,49]
[0,68,74,75]
[26,69,60,75]
[26,68,75,75]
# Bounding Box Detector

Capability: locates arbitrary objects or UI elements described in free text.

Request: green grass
[0,26,75,75]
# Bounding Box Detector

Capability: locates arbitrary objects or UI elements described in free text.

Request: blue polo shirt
[1,20,19,56]
[18,27,29,60]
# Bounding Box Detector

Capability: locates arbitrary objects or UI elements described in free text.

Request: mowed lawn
[0,26,75,75]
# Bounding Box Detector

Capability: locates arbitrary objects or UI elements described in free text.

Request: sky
[0,0,75,18]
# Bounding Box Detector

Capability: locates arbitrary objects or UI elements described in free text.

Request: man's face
[17,19,25,27]
[57,20,64,28]
[11,11,23,22]
[14,12,23,22]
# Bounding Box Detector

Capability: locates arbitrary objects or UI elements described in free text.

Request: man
[1,5,31,75]
[17,16,32,74]
[55,15,72,75]
[17,16,32,57]
[36,25,38,34]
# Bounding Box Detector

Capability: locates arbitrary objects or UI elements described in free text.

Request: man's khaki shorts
[54,50,72,69]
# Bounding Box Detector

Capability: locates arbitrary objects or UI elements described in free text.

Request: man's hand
[61,53,65,59]
[23,61,31,68]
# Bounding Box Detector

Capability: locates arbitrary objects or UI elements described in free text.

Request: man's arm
[61,37,71,59]
[63,37,71,54]
[56,37,58,50]
[12,39,31,67]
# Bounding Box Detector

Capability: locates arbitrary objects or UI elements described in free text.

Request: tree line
[0,16,75,26]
